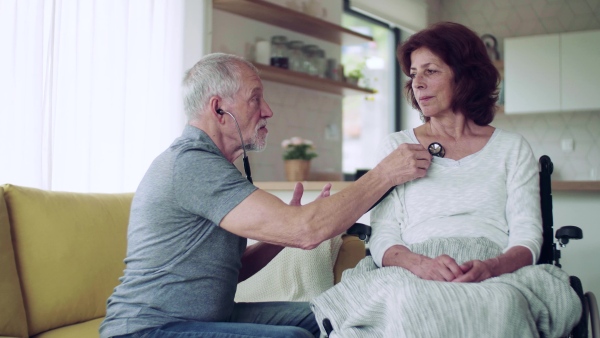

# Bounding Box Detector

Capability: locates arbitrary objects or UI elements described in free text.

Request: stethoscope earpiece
[215,108,253,183]
[428,142,445,158]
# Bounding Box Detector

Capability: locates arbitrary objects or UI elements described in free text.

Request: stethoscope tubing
[220,110,253,183]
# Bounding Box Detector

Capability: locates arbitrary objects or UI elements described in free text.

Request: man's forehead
[239,67,263,94]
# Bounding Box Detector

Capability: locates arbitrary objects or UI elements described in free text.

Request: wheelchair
[338,155,599,338]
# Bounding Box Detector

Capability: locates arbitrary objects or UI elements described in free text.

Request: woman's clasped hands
[412,254,498,283]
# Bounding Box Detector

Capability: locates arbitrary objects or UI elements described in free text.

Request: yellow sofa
[0,184,365,338]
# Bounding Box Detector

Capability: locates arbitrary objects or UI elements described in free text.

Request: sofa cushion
[333,235,366,284]
[32,317,103,338]
[3,184,133,336]
[0,186,29,337]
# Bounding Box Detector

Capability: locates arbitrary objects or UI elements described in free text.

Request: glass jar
[325,58,338,80]
[287,40,305,72]
[315,48,326,78]
[270,35,289,69]
[302,44,319,76]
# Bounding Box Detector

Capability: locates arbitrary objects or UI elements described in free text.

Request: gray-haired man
[100,53,431,338]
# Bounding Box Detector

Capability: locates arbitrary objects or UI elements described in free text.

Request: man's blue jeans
[112,301,321,338]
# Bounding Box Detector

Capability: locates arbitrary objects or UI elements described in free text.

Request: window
[341,7,402,177]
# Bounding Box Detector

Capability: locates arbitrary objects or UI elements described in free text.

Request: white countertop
[255,181,600,192]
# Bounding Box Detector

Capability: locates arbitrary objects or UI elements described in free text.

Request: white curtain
[0,0,187,193]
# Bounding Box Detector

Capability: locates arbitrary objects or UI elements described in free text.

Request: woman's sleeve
[369,135,407,267]
[504,137,543,264]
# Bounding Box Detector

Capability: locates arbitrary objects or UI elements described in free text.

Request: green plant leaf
[282,144,318,160]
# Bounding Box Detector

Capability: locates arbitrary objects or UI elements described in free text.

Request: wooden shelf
[253,63,375,95]
[213,0,373,45]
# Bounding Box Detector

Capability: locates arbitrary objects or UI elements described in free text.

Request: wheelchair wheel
[587,292,599,338]
[570,276,588,338]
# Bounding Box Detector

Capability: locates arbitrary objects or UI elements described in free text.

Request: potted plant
[281,137,317,181]
[346,68,363,86]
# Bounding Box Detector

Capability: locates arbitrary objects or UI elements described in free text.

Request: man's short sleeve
[173,147,257,226]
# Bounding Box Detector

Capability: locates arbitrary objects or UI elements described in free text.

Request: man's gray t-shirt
[100,125,258,338]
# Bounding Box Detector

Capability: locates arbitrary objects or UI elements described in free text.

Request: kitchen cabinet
[504,30,600,114]
[561,30,600,111]
[504,34,561,114]
[213,0,375,95]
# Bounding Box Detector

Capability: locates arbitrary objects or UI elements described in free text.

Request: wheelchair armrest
[346,222,372,242]
[556,225,583,246]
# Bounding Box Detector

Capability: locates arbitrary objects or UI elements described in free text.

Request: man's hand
[317,183,332,199]
[289,182,332,206]
[377,143,432,186]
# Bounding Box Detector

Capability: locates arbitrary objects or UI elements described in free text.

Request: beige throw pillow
[235,235,343,302]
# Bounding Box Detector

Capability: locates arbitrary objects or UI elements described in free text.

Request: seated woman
[372,21,538,284]
[310,22,582,338]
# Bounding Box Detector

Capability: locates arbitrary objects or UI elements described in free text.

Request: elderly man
[100,53,431,338]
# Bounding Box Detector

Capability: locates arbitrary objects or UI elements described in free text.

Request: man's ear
[209,96,225,122]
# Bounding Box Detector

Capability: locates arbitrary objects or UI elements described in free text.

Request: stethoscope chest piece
[428,142,445,158]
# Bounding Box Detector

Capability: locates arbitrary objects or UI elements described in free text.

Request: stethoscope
[216,108,253,184]
[428,142,445,158]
